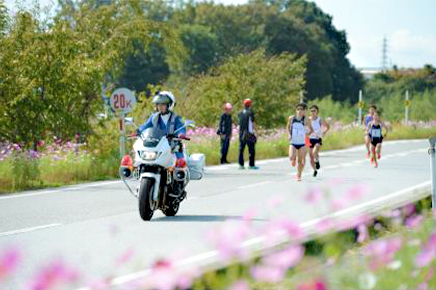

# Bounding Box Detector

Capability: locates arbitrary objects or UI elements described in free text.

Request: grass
[0,123,435,193]
[188,123,436,165]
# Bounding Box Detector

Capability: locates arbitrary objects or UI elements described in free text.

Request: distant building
[358,68,383,80]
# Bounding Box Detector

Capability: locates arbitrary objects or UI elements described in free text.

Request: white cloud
[347,30,436,69]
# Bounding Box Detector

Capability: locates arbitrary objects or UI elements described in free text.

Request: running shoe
[366,151,370,159]
[295,175,302,182]
[248,166,260,170]
[377,152,381,159]
[315,161,320,170]
[239,165,245,170]
[313,170,318,177]
[374,161,378,168]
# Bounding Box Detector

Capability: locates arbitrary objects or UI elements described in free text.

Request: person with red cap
[238,98,259,169]
[217,102,233,164]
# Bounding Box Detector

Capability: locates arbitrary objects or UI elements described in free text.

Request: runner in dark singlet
[308,105,330,177]
[363,105,377,159]
[366,112,389,168]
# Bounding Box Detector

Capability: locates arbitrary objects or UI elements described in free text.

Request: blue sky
[5,0,436,69]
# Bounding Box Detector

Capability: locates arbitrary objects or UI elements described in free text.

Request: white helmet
[152,91,176,112]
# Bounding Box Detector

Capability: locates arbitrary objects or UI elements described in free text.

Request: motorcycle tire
[138,178,154,221]
[162,200,180,217]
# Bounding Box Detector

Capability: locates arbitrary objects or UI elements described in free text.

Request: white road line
[0,223,62,237]
[238,181,272,189]
[0,181,121,200]
[75,180,431,290]
[1,140,427,200]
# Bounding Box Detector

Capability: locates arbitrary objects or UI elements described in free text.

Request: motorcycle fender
[140,173,161,202]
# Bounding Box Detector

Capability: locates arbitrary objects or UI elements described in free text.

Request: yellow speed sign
[404,99,412,107]
[358,101,366,109]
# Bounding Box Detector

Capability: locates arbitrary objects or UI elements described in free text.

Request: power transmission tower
[381,36,388,72]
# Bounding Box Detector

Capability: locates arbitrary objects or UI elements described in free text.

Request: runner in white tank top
[308,105,330,177]
[286,103,314,182]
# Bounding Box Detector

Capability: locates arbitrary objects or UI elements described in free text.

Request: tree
[176,49,306,128]
[0,0,183,148]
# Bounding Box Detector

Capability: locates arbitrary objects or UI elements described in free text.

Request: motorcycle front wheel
[162,200,180,217]
[138,178,155,221]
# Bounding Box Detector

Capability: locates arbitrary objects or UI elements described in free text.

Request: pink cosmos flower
[315,218,334,234]
[365,237,402,270]
[250,264,285,283]
[268,194,284,208]
[415,233,436,268]
[29,259,79,290]
[206,220,250,261]
[116,248,135,267]
[260,218,304,247]
[263,245,304,269]
[297,278,327,290]
[176,269,199,290]
[149,259,178,290]
[0,247,21,281]
[87,277,112,290]
[336,215,371,232]
[242,208,258,224]
[401,204,416,217]
[304,187,323,204]
[228,280,250,290]
[405,215,424,229]
[416,282,428,290]
[357,224,368,243]
[346,184,368,201]
[330,198,347,211]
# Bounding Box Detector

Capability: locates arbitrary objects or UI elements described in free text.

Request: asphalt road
[0,139,431,289]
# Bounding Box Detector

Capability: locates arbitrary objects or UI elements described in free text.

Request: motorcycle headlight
[139,150,157,161]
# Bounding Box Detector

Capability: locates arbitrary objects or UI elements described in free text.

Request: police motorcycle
[120,120,205,221]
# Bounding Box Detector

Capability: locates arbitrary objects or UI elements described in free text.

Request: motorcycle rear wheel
[138,178,154,221]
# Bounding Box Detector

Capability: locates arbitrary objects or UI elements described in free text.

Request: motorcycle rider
[137,91,186,139]
[137,92,187,159]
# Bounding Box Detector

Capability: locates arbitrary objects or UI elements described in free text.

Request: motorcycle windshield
[141,128,165,147]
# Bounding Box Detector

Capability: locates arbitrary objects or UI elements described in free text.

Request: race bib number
[292,127,305,144]
[371,128,381,138]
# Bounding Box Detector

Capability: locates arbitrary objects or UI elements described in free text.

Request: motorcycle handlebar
[131,132,190,141]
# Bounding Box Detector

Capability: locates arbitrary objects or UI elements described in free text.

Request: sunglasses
[310,109,317,112]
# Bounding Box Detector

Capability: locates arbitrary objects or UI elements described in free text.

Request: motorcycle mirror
[185,120,195,127]
[174,120,195,134]
[124,117,138,128]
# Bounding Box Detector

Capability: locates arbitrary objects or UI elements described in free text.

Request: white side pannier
[188,153,205,180]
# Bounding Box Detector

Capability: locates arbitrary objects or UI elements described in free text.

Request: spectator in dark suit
[217,103,233,164]
[238,99,259,169]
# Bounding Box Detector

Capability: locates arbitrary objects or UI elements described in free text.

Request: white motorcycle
[120,121,205,221]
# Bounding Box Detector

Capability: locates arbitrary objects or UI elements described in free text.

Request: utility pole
[405,90,409,125]
[381,36,388,72]
[429,137,436,209]
[358,90,363,125]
